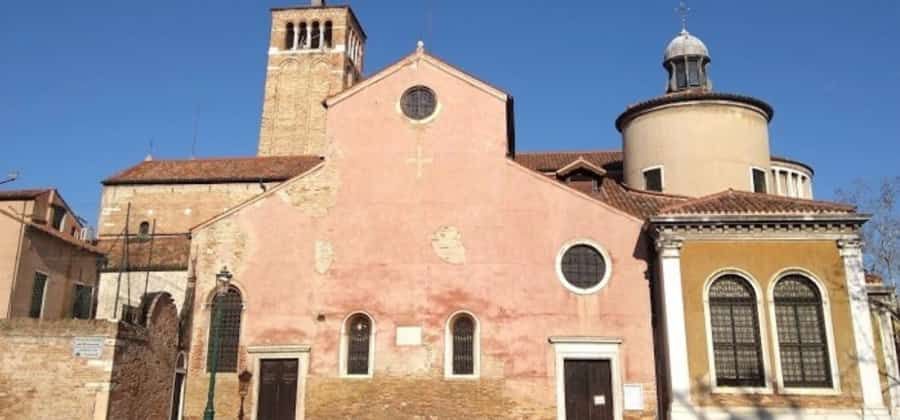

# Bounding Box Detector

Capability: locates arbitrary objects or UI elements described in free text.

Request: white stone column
[319,24,325,50]
[876,306,900,414]
[839,238,888,415]
[305,24,312,49]
[292,22,299,50]
[657,238,693,416]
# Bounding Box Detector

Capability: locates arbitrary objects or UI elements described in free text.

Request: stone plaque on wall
[395,326,422,346]
[73,336,105,359]
[623,384,644,411]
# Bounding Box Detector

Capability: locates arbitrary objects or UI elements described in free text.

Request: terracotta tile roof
[657,189,856,216]
[514,151,687,218]
[866,272,884,285]
[514,151,623,172]
[102,156,324,186]
[97,235,191,272]
[0,188,52,201]
[0,208,104,254]
[615,91,774,131]
[590,178,688,219]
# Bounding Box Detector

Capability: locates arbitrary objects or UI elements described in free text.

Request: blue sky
[1,0,898,224]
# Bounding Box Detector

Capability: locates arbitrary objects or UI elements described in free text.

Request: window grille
[452,316,475,375]
[347,314,371,375]
[29,273,48,319]
[561,245,606,290]
[401,86,437,120]
[207,287,242,373]
[774,275,832,388]
[708,275,765,387]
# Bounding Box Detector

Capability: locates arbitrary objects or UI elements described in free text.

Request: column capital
[656,237,683,257]
[838,237,863,256]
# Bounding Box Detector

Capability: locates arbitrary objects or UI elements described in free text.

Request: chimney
[311,0,326,6]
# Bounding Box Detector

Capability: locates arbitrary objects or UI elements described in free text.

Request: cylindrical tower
[616,30,775,197]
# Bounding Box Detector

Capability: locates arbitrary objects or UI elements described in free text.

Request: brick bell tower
[257,1,366,156]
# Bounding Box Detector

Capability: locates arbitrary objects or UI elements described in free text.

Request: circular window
[401,86,437,120]
[556,241,611,294]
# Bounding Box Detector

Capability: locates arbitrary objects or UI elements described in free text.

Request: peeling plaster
[315,240,334,274]
[431,226,466,265]
[201,218,248,274]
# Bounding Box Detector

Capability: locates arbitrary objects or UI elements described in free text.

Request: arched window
[324,21,333,48]
[708,275,765,387]
[284,22,295,50]
[452,315,476,375]
[773,275,832,388]
[138,221,150,236]
[207,287,242,373]
[298,22,308,48]
[310,21,321,49]
[344,313,372,375]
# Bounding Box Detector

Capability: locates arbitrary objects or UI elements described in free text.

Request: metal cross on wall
[406,143,433,179]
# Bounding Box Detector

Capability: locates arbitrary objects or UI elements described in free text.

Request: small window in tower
[674,61,687,89]
[752,168,767,193]
[298,22,308,48]
[138,221,151,237]
[285,22,295,50]
[324,21,333,48]
[687,58,701,86]
[643,167,663,192]
[51,205,66,231]
[310,21,321,49]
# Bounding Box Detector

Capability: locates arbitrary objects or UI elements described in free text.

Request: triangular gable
[190,160,326,233]
[325,46,509,108]
[555,156,608,178]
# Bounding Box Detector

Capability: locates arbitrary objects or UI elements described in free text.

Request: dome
[664,29,709,61]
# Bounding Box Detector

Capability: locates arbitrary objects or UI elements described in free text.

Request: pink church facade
[181,50,659,419]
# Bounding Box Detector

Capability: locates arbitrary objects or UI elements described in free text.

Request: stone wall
[96,270,188,320]
[0,293,179,420]
[97,182,277,237]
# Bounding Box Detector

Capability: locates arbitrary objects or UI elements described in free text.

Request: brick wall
[0,293,179,420]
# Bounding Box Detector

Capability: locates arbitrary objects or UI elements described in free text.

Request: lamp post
[203,266,233,420]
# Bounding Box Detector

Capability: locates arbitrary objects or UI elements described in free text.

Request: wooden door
[257,359,299,420]
[564,360,614,420]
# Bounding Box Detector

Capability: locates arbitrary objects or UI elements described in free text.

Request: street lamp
[203,266,233,420]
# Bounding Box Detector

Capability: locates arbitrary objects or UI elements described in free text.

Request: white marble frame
[702,268,774,394]
[443,310,481,379]
[550,337,623,420]
[766,268,841,395]
[555,238,614,296]
[248,345,311,420]
[338,311,376,378]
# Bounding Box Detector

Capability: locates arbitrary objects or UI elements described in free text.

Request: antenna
[676,1,691,32]
[424,0,434,47]
[146,137,154,161]
[0,171,18,185]
[191,106,199,159]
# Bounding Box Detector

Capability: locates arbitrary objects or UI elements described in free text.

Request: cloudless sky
[1,0,898,225]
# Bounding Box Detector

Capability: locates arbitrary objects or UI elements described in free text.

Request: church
[94,2,899,419]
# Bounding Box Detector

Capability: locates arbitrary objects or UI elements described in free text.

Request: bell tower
[257,1,366,157]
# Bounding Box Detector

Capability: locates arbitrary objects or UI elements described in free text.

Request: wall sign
[395,326,422,346]
[73,336,105,359]
[623,384,644,410]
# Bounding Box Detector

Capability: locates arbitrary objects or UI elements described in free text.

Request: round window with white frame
[400,85,437,120]
[555,240,612,295]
